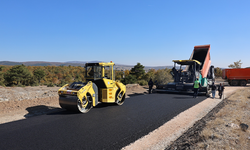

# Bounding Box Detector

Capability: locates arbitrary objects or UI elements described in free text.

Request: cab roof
[172,59,201,65]
[85,62,115,67]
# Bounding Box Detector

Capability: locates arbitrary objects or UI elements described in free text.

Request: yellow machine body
[58,62,126,113]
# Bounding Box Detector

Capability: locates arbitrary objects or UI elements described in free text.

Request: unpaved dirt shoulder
[0,86,59,102]
[0,84,148,124]
[174,86,250,150]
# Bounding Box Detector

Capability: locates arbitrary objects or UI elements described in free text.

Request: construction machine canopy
[85,62,115,80]
[85,62,115,67]
[172,59,201,66]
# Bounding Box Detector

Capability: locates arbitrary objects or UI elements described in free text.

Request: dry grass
[194,88,250,150]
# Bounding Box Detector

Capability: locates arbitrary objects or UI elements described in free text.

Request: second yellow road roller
[58,61,126,113]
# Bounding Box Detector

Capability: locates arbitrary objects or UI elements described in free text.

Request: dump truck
[58,62,126,113]
[222,68,250,86]
[155,45,215,96]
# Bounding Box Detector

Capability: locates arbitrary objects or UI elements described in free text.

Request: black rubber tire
[231,80,239,86]
[240,80,247,86]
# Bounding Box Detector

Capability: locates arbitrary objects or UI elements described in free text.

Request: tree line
[121,63,174,86]
[0,64,86,87]
[0,63,223,87]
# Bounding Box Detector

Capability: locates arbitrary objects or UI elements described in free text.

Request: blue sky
[0,0,249,68]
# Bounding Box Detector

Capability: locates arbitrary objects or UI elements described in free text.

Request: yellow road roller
[58,62,126,113]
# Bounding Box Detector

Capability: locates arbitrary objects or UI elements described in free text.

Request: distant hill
[66,61,173,70]
[0,61,23,66]
[0,61,172,70]
[66,61,101,64]
[0,61,86,67]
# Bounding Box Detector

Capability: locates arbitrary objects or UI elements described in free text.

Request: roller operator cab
[58,62,126,113]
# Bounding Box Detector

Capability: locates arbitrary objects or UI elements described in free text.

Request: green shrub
[0,83,5,87]
[4,64,32,86]
[137,80,147,86]
[121,74,137,85]
[47,82,54,87]
[33,69,46,83]
[154,68,173,84]
[17,83,25,87]
[31,81,39,86]
[57,80,67,87]
[130,63,145,80]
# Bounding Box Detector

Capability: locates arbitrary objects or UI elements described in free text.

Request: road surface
[0,93,206,150]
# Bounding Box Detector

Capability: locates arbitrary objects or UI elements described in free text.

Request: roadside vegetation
[0,63,224,87]
[0,64,86,87]
[121,63,174,86]
[0,63,173,87]
[228,60,242,68]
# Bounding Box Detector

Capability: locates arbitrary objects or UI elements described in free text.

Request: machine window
[86,66,102,79]
[104,66,112,79]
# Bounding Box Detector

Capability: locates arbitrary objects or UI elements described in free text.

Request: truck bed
[189,45,211,78]
[223,68,250,80]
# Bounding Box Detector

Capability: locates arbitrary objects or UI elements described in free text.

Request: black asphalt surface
[0,93,206,150]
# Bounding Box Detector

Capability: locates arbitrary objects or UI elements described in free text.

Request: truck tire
[205,86,211,97]
[231,80,239,86]
[240,80,247,86]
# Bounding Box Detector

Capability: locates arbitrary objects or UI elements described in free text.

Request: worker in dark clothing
[193,78,201,98]
[148,78,153,94]
[211,82,217,99]
[218,83,225,99]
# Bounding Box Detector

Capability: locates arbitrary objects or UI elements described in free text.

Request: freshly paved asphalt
[0,93,206,150]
